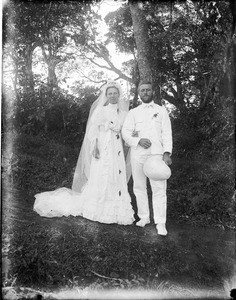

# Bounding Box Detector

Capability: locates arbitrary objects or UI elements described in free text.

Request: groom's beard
[140,94,153,103]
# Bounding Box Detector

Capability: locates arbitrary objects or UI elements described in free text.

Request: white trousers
[131,153,167,224]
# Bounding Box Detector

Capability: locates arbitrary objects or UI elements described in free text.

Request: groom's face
[138,84,153,103]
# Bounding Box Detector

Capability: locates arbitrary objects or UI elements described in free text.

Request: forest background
[2,0,235,227]
[2,0,236,294]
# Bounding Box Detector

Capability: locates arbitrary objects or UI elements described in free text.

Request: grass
[6,211,233,291]
[2,132,235,298]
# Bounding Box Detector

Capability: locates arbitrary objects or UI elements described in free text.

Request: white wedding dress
[33,103,134,225]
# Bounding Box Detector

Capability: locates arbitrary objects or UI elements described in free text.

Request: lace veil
[72,81,130,193]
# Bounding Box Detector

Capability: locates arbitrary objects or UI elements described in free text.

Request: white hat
[143,155,171,181]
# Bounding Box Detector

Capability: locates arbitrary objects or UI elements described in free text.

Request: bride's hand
[109,121,121,133]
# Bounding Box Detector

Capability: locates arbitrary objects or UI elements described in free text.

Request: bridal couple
[34,81,172,236]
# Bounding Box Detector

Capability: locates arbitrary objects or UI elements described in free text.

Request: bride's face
[106,87,119,104]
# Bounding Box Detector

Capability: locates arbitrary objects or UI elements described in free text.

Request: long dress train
[33,103,134,225]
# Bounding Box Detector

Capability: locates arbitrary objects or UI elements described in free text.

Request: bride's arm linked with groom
[34,80,172,236]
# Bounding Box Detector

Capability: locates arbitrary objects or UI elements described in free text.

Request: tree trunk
[129,1,152,82]
[41,44,58,90]
[129,1,162,104]
[21,45,35,93]
[12,57,18,93]
[47,60,58,88]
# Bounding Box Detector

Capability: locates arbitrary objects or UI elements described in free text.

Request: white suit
[122,101,172,224]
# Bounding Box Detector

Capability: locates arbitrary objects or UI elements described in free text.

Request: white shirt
[122,101,172,155]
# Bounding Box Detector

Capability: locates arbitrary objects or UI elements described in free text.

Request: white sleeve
[121,110,140,148]
[161,107,173,154]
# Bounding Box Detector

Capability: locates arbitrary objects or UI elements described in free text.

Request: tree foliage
[3,0,96,91]
[106,1,233,109]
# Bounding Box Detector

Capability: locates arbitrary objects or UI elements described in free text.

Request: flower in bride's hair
[106,80,118,86]
[107,82,121,90]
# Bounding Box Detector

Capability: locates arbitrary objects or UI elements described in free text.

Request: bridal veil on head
[71,80,130,193]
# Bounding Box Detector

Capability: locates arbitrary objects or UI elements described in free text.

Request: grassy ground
[2,132,235,299]
[2,186,235,299]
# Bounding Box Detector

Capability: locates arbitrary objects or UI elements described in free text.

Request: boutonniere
[152,112,159,119]
[132,130,139,137]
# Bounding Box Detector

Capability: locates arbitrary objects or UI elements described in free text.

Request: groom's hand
[163,152,172,166]
[138,138,152,149]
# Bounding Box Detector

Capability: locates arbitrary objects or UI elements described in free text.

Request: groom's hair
[138,81,153,91]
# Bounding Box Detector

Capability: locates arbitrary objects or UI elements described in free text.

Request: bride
[33,81,134,225]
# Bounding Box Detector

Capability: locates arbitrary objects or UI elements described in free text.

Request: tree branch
[161,89,183,108]
[155,19,185,104]
[77,70,107,84]
[166,44,184,103]
[41,44,49,64]
[169,86,178,99]
[72,35,132,83]
[94,46,132,82]
[84,50,132,83]
[84,55,113,70]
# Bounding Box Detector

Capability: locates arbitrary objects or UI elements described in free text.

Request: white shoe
[156,223,167,236]
[136,219,149,227]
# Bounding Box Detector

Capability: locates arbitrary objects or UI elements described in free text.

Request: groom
[122,81,172,236]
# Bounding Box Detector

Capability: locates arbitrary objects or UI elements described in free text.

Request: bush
[13,86,98,138]
[168,159,234,226]
[169,96,235,227]
[7,133,79,196]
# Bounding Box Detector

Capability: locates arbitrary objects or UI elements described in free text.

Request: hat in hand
[143,155,171,181]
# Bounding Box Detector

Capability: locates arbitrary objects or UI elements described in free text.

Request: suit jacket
[122,101,172,156]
